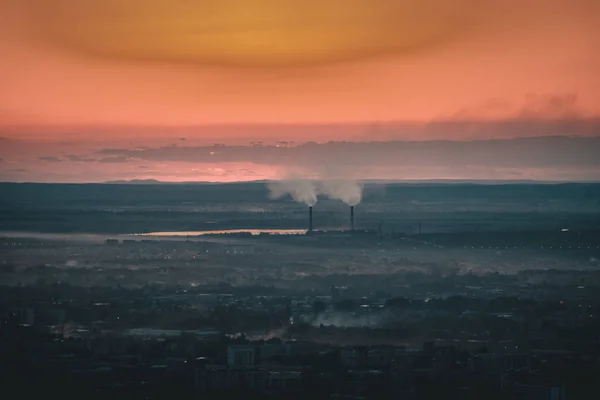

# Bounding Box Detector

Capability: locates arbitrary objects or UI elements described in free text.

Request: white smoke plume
[267,179,364,206]
[267,179,318,206]
[316,180,363,206]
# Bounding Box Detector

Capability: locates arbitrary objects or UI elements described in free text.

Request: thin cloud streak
[94,137,600,169]
[2,136,598,183]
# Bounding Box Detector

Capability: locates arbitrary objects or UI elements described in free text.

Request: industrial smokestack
[350,205,355,232]
[309,206,313,233]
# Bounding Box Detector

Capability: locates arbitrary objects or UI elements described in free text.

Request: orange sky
[1,0,599,182]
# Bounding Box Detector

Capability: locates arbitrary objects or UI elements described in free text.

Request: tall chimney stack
[309,206,313,233]
[350,205,355,232]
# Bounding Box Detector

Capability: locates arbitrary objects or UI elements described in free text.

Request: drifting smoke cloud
[267,179,318,206]
[316,180,363,206]
[267,179,364,206]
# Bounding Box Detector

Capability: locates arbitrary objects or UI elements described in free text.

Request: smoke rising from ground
[266,179,364,206]
[311,310,390,328]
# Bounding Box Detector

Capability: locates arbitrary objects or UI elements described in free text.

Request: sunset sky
[1,0,599,182]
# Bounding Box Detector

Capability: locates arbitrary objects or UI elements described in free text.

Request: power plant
[304,204,371,236]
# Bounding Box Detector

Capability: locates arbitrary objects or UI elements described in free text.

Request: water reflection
[132,229,307,236]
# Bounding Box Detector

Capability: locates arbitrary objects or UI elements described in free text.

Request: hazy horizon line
[2,178,600,186]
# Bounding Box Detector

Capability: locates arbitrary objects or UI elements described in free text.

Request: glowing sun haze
[31,0,470,66]
[1,0,599,182]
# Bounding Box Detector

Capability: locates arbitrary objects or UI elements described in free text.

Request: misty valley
[1,182,600,399]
